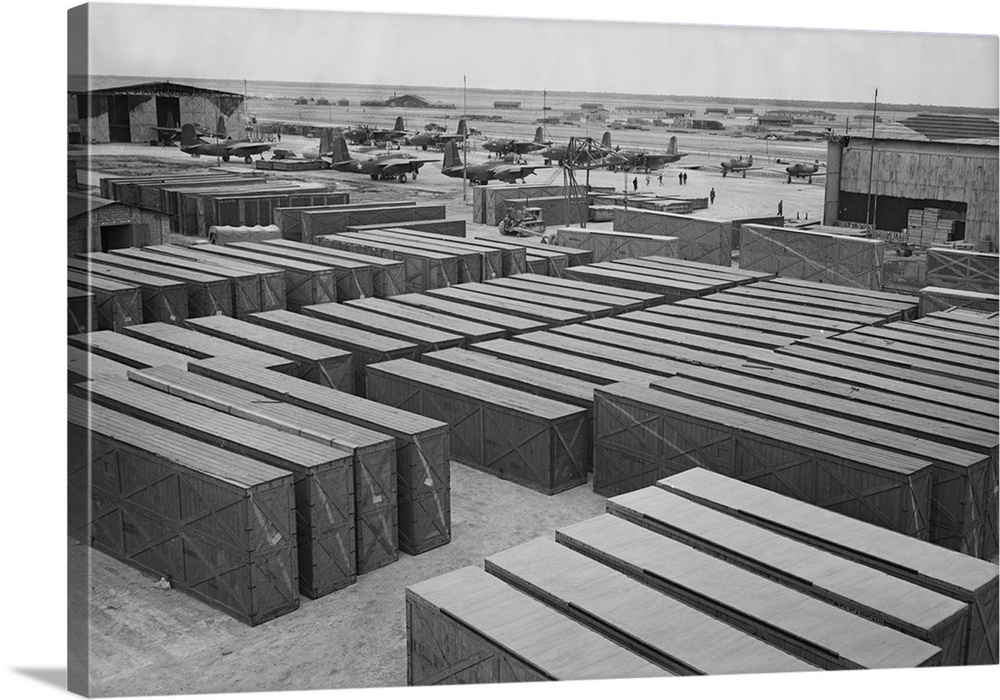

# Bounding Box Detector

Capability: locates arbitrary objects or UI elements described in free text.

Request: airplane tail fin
[319,128,332,156]
[216,115,227,138]
[180,124,201,148]
[667,136,677,155]
[748,155,754,165]
[456,119,467,136]
[332,135,350,163]
[534,126,544,143]
[442,140,462,171]
[394,116,405,132]
[601,131,612,149]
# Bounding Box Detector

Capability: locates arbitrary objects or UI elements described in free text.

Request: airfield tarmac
[71,122,830,696]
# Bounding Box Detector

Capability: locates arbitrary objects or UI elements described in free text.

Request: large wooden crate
[303,302,465,353]
[613,208,732,265]
[248,309,420,396]
[740,224,886,290]
[68,259,188,324]
[118,322,298,374]
[130,366,398,575]
[451,236,528,276]
[67,271,143,331]
[144,244,287,313]
[423,286,587,327]
[317,234,458,292]
[348,219,467,238]
[476,183,587,226]
[68,397,299,626]
[67,346,133,385]
[347,229,485,284]
[79,377,357,598]
[406,566,670,684]
[476,236,571,277]
[229,240,374,301]
[479,277,645,315]
[556,515,942,669]
[372,227,503,279]
[563,262,718,301]
[67,288,97,335]
[843,324,999,363]
[484,537,816,675]
[345,298,507,344]
[593,382,934,539]
[175,184,317,235]
[659,468,1000,665]
[273,201,413,242]
[191,187,346,237]
[185,315,354,391]
[919,287,1000,316]
[749,277,919,320]
[68,331,198,370]
[515,329,684,379]
[261,238,404,299]
[605,309,797,349]
[449,281,614,319]
[189,358,451,555]
[389,293,547,335]
[299,205,448,244]
[505,272,665,308]
[366,359,588,494]
[608,486,970,665]
[925,248,1000,294]
[484,236,593,269]
[554,226,680,263]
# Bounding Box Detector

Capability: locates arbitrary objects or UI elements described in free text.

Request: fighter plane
[607,136,687,173]
[179,124,271,163]
[440,140,553,185]
[785,161,825,184]
[482,127,548,158]
[406,119,471,150]
[340,117,408,146]
[322,134,436,182]
[719,155,761,178]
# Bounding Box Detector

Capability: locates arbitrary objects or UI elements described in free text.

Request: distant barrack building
[493,101,521,110]
[825,113,1000,251]
[363,94,457,109]
[68,80,246,144]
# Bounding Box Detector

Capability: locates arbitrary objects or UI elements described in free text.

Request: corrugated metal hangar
[69,80,246,145]
[824,114,999,252]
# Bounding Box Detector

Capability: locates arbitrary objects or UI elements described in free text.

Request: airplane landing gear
[741,171,746,178]
[411,171,418,180]
[397,174,408,183]
[370,173,379,180]
[245,156,253,164]
[222,155,230,162]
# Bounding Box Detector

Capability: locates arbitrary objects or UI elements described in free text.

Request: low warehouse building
[823,114,999,252]
[70,80,245,144]
[67,192,170,256]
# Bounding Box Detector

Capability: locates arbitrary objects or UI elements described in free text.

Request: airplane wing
[227,142,272,157]
[490,163,554,178]
[377,157,437,175]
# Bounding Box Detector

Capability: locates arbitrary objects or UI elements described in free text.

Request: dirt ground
[71,127,832,696]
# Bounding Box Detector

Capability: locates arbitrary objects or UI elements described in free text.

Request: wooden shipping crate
[366,358,589,494]
[188,358,451,555]
[389,293,547,335]
[144,244,287,313]
[129,365,398,575]
[67,270,143,331]
[67,396,299,625]
[613,209,732,265]
[190,243,337,311]
[119,321,297,374]
[248,309,420,396]
[369,227,500,279]
[449,281,614,319]
[694,289,882,327]
[317,234,458,292]
[68,259,188,324]
[185,315,354,391]
[67,346,133,385]
[844,324,999,362]
[299,205,448,243]
[80,378,356,598]
[452,236,529,276]
[556,515,942,669]
[675,296,862,335]
[68,331,197,371]
[485,537,817,675]
[617,255,775,285]
[259,238,404,299]
[608,310,798,349]
[609,487,971,666]
[515,329,684,379]
[357,229,488,283]
[919,287,1000,316]
[643,304,822,341]
[916,310,1000,338]
[508,272,665,307]
[563,263,714,301]
[348,219,467,238]
[554,226,681,263]
[740,224,886,290]
[228,240,374,301]
[406,566,671,685]
[423,286,587,327]
[484,276,646,314]
[724,285,908,323]
[592,382,934,539]
[345,298,508,344]
[477,236,571,277]
[483,236,593,269]
[658,468,1000,665]
[303,302,465,353]
[479,183,587,226]
[925,248,1000,294]
[747,279,918,320]
[68,287,97,335]
[272,201,411,241]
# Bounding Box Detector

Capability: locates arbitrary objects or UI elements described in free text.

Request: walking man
[710,188,716,205]
[632,177,638,192]
[658,173,663,186]
[778,200,784,216]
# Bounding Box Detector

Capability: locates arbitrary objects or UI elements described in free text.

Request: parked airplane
[608,135,687,172]
[179,124,271,163]
[341,116,408,145]
[406,119,471,150]
[719,155,761,178]
[322,134,436,182]
[440,140,553,185]
[482,127,548,158]
[785,161,825,184]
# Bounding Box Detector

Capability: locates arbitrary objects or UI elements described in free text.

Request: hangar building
[823,114,999,252]
[69,81,246,145]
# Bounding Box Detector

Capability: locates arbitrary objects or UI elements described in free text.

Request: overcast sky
[76,0,999,109]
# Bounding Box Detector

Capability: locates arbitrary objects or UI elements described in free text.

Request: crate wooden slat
[829,330,999,367]
[725,285,907,323]
[507,272,666,307]
[919,287,1000,316]
[488,276,654,313]
[68,396,299,626]
[645,303,821,340]
[652,375,998,559]
[345,298,507,343]
[67,345,133,385]
[690,290,880,327]
[118,322,297,374]
[128,365,398,575]
[67,270,143,331]
[916,311,1000,338]
[553,226,681,264]
[368,228,502,279]
[406,566,672,684]
[597,258,749,291]
[675,296,862,334]
[226,240,374,301]
[449,281,614,319]
[188,357,450,555]
[248,309,420,396]
[68,331,197,370]
[388,292,548,335]
[556,515,942,669]
[485,537,817,675]
[609,487,970,665]
[658,468,1000,665]
[514,330,684,378]
[67,287,97,335]
[68,259,188,324]
[144,244,287,312]
[563,263,713,300]
[366,358,589,494]
[303,302,465,353]
[748,279,919,321]
[764,276,921,306]
[189,243,337,311]
[876,321,999,352]
[79,377,357,598]
[635,255,777,283]
[423,286,587,326]
[470,338,664,387]
[317,234,458,292]
[609,310,798,349]
[350,229,485,284]
[184,315,354,391]
[593,382,934,539]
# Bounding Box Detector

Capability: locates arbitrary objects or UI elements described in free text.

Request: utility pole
[865,88,878,231]
[462,75,468,204]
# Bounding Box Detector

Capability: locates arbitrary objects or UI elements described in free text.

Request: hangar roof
[847,114,998,147]
[70,80,244,99]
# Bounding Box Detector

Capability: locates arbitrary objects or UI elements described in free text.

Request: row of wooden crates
[407,467,998,688]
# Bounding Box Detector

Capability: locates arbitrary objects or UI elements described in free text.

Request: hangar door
[157,96,181,130]
[107,95,132,143]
